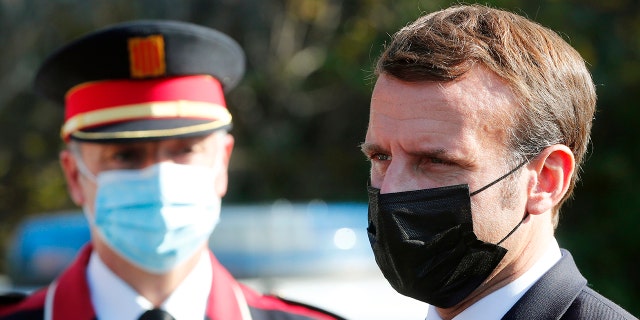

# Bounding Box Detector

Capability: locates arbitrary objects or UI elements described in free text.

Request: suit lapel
[502,249,586,320]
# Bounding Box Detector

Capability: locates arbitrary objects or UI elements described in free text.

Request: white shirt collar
[87,251,212,320]
[425,238,562,320]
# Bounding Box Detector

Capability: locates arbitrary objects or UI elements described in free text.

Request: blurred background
[0,0,638,317]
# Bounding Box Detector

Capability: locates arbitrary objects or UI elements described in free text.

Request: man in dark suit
[0,20,342,320]
[362,4,636,320]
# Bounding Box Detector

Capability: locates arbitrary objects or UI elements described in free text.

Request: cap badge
[128,35,166,78]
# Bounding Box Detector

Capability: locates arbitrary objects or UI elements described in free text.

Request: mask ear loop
[67,145,99,225]
[496,213,529,246]
[468,155,539,245]
[469,157,531,197]
[68,145,97,183]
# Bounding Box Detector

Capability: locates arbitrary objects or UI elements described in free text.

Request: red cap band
[65,75,226,121]
[61,75,230,140]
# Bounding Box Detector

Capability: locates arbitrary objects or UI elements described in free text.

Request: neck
[93,238,204,306]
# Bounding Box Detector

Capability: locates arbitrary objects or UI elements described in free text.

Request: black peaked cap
[34,20,245,105]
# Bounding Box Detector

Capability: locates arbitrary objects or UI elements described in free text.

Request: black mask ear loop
[469,157,534,246]
[469,158,531,197]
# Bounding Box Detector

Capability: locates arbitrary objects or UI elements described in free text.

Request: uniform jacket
[0,245,344,320]
[502,249,636,320]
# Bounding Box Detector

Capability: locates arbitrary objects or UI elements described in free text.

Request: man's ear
[214,133,234,197]
[526,145,575,215]
[60,149,85,205]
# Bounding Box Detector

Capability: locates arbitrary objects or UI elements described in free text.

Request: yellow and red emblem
[128,35,166,78]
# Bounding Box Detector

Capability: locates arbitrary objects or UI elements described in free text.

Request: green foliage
[0,0,638,316]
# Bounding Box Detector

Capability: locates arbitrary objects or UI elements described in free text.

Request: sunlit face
[60,131,234,216]
[362,68,528,245]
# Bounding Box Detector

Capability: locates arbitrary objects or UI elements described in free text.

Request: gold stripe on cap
[70,119,230,140]
[61,100,231,140]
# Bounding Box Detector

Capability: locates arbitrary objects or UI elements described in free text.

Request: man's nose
[137,145,175,169]
[379,160,422,194]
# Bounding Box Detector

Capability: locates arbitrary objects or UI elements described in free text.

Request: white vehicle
[5,200,427,319]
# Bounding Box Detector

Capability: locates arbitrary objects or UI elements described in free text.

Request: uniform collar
[87,249,212,320]
[46,244,96,320]
[46,244,251,320]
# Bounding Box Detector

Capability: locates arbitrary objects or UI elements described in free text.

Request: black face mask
[367,161,529,308]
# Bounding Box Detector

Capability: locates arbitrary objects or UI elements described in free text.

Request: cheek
[79,179,98,210]
[191,144,223,168]
[471,181,529,246]
[470,196,496,241]
[470,187,517,243]
[213,168,228,197]
[368,164,386,187]
[498,178,524,211]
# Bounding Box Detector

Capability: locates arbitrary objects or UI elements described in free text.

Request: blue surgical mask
[76,159,221,274]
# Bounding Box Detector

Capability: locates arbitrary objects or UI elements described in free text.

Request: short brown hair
[375,4,596,227]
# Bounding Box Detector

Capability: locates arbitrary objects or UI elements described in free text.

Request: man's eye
[182,146,196,154]
[173,144,201,158]
[111,150,141,165]
[425,157,453,166]
[113,152,134,162]
[372,153,391,161]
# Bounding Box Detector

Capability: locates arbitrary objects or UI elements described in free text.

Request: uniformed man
[0,20,343,320]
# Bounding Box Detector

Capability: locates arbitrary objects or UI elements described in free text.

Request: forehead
[367,67,516,154]
[372,67,515,118]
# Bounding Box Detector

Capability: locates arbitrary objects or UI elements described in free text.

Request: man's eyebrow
[359,142,386,155]
[411,148,466,162]
[360,143,451,157]
[410,148,448,158]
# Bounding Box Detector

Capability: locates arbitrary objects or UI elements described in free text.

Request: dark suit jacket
[502,249,636,320]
